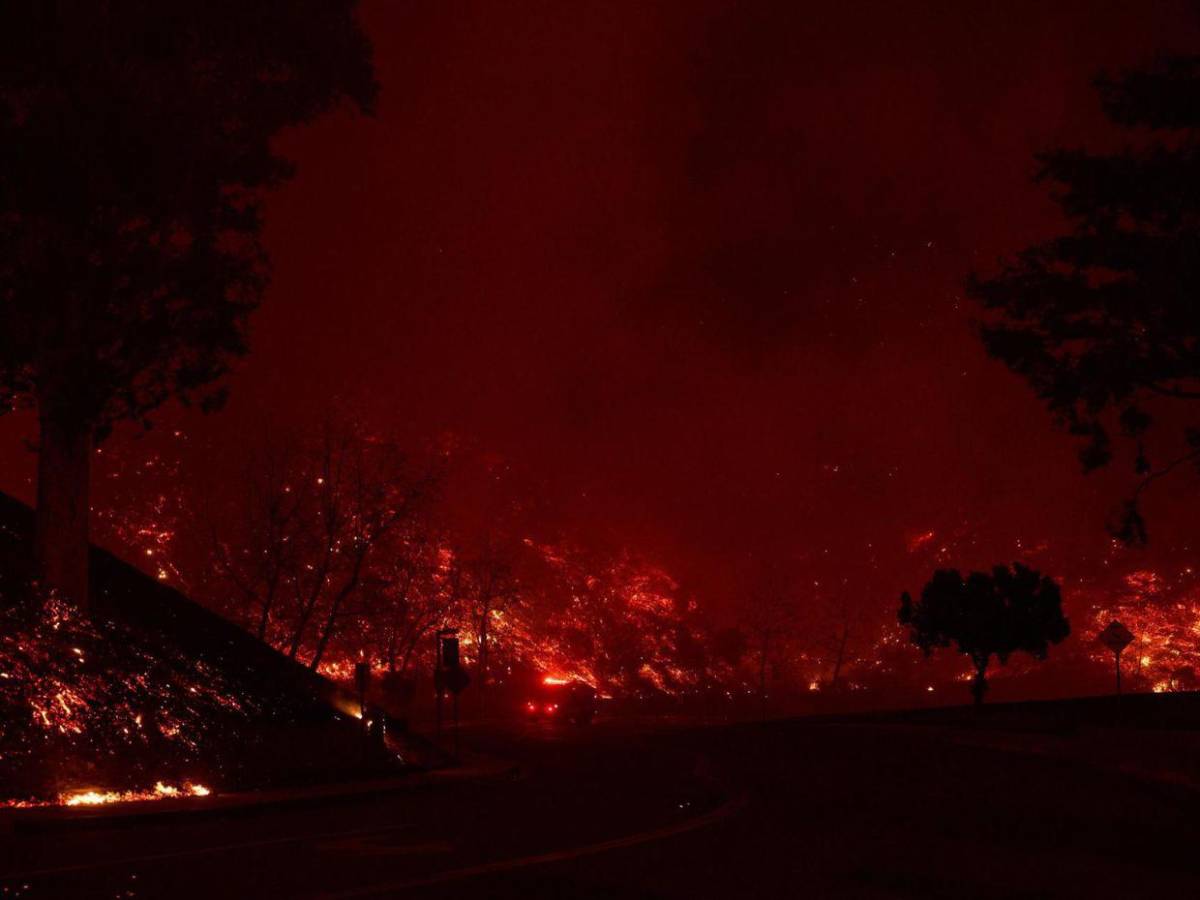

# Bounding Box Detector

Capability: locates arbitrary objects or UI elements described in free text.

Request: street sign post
[1098,621,1134,695]
[440,634,459,670]
[434,629,468,758]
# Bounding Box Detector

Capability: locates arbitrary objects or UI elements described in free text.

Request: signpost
[434,629,469,759]
[1098,621,1134,695]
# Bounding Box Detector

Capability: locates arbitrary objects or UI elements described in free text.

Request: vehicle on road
[523,679,596,725]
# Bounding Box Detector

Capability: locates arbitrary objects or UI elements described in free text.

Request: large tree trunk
[35,408,92,607]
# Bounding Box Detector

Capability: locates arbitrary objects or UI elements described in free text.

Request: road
[3,715,1199,898]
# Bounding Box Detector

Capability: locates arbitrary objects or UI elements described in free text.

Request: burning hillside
[83,424,1200,713]
[1082,568,1200,693]
[0,494,397,807]
[0,589,254,804]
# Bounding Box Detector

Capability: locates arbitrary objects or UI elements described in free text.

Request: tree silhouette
[459,548,521,718]
[969,55,1200,544]
[0,3,376,605]
[898,564,1069,705]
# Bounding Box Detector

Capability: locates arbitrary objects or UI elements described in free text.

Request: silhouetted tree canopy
[969,55,1200,544]
[898,563,1069,704]
[0,2,376,603]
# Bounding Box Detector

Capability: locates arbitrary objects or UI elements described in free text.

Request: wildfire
[1084,568,1200,690]
[63,782,211,806]
[2,782,214,809]
[907,530,936,553]
[0,587,264,807]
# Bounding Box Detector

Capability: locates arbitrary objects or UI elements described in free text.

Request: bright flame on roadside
[64,790,120,807]
[57,782,212,807]
[542,675,570,685]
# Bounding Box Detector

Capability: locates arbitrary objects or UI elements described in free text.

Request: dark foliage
[968,55,1200,542]
[0,0,376,430]
[899,563,1070,704]
[0,2,377,601]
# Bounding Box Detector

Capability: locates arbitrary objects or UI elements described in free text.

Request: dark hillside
[0,494,397,804]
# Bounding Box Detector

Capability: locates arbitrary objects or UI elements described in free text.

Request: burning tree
[1082,567,1200,691]
[0,2,376,606]
[364,528,459,679]
[204,421,430,670]
[518,543,707,696]
[741,563,804,710]
[457,544,523,715]
[193,431,742,707]
[899,564,1070,704]
[802,578,873,692]
[207,435,305,643]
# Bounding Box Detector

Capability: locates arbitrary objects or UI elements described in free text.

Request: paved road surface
[3,716,1198,898]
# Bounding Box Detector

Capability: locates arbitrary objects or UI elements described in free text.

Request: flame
[1085,568,1200,689]
[57,782,212,807]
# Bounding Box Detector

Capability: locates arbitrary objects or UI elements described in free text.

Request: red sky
[5,0,1200,621]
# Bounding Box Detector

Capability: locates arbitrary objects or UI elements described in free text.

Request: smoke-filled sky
[5,0,1200,618]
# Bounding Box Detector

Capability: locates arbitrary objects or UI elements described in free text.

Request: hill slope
[0,493,393,803]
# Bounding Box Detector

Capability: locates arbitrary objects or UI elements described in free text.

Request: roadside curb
[1,759,521,834]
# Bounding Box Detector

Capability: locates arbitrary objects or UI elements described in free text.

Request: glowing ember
[57,782,212,807]
[1083,568,1200,690]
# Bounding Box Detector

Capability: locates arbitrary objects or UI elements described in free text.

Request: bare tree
[306,437,424,671]
[207,438,303,642]
[742,564,800,718]
[375,533,457,676]
[285,426,351,661]
[204,420,426,669]
[813,581,863,692]
[460,548,520,717]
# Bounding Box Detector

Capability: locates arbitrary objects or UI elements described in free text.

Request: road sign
[1098,621,1134,696]
[1098,621,1133,654]
[439,635,460,670]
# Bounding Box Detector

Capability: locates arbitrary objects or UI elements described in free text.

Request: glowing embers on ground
[63,781,212,806]
[0,589,265,805]
[4,782,212,809]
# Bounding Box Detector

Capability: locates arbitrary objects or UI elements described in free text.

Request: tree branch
[1145,382,1200,400]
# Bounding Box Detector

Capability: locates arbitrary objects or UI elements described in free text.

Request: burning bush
[0,587,260,803]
